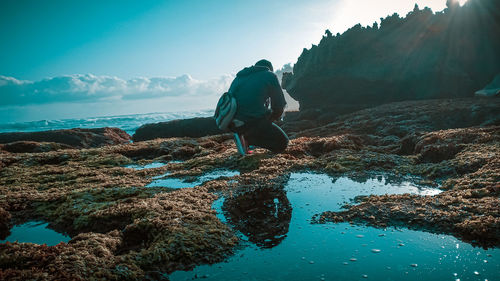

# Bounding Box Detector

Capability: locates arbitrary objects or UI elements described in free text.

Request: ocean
[0,109,214,136]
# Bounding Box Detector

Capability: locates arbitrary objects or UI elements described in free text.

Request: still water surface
[1,221,70,246]
[170,173,499,281]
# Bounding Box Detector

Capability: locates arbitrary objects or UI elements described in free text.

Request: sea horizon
[0,108,216,136]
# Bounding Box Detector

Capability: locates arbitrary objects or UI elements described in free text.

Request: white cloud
[0,73,233,106]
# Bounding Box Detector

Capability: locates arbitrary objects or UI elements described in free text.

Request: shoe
[247,145,255,154]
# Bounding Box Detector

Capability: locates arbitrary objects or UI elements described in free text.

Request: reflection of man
[222,187,292,248]
[228,59,289,154]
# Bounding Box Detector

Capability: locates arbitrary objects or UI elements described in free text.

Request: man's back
[229,65,286,122]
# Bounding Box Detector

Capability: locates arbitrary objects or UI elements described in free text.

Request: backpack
[214,91,237,131]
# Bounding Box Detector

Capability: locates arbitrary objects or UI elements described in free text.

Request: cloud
[0,74,233,106]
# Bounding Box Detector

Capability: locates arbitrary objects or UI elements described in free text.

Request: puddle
[170,173,499,281]
[146,169,240,189]
[124,160,184,170]
[124,161,168,170]
[1,221,70,246]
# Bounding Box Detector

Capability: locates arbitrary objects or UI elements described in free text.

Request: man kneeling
[228,59,289,154]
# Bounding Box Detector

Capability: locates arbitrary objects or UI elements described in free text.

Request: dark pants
[236,118,289,153]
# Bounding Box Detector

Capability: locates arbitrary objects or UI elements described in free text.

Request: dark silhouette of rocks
[283,0,500,111]
[0,127,131,149]
[132,117,224,142]
[0,141,73,153]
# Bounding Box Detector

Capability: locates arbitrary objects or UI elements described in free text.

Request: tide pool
[146,169,240,188]
[170,173,499,281]
[1,221,70,246]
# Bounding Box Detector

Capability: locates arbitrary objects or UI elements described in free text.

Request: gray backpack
[214,78,248,131]
[214,91,237,131]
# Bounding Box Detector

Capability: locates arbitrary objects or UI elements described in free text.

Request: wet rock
[296,98,500,140]
[305,135,363,156]
[0,207,11,239]
[1,141,73,153]
[0,127,131,148]
[132,117,224,141]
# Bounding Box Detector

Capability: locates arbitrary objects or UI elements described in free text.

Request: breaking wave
[0,109,214,136]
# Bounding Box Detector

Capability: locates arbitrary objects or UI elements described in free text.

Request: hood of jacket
[236,65,270,77]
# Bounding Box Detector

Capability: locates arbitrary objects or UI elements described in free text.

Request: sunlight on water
[1,221,70,246]
[0,109,214,135]
[170,173,499,281]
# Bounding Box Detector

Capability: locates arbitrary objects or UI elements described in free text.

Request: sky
[0,0,451,123]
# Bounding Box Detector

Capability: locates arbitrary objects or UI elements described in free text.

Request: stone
[133,117,224,141]
[0,127,130,148]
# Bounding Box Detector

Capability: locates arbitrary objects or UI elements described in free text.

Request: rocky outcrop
[132,117,224,142]
[283,0,500,111]
[0,141,73,153]
[293,98,500,140]
[0,127,131,149]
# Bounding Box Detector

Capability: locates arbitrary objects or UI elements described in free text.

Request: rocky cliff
[283,0,500,111]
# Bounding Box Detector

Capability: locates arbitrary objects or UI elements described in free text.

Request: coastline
[0,97,499,279]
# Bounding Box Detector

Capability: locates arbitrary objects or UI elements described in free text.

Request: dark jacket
[228,66,286,122]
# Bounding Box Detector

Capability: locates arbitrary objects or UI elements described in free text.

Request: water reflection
[146,169,240,188]
[222,187,292,249]
[170,173,497,281]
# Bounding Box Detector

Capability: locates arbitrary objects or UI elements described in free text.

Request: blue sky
[0,0,449,123]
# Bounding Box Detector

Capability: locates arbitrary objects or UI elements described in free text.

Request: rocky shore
[0,97,499,280]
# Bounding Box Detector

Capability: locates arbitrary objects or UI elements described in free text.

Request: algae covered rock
[0,127,131,148]
[1,141,73,153]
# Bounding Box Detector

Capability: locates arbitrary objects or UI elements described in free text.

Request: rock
[132,117,224,142]
[0,127,130,149]
[0,207,11,239]
[284,0,500,111]
[296,98,500,141]
[1,141,73,153]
